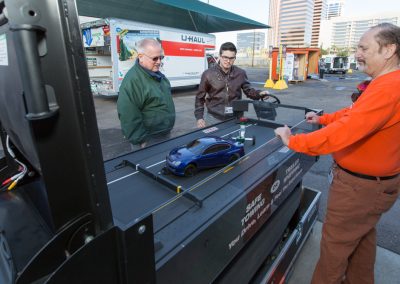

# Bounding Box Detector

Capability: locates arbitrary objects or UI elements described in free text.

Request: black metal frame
[0,0,156,283]
[1,0,113,231]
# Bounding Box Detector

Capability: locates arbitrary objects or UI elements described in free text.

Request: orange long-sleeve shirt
[288,70,400,176]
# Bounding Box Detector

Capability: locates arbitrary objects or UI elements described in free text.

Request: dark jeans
[319,69,325,79]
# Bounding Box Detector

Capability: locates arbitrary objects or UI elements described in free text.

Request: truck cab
[322,55,349,74]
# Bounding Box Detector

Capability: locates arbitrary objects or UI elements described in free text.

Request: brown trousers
[311,164,400,284]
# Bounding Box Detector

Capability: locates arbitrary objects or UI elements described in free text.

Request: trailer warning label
[228,174,275,250]
[226,155,306,251]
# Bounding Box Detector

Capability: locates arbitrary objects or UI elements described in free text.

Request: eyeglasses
[221,56,236,61]
[143,53,165,62]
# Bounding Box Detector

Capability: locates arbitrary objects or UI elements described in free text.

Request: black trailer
[104,114,322,283]
[0,1,321,283]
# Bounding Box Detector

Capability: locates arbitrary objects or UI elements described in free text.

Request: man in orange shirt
[275,23,400,284]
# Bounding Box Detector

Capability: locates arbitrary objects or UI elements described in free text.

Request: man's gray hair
[371,23,400,58]
[136,38,162,54]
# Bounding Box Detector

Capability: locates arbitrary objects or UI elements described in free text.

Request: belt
[336,163,399,181]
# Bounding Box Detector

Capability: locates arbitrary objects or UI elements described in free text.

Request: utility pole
[251,30,256,67]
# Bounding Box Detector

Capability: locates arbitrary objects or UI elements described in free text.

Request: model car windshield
[186,139,207,155]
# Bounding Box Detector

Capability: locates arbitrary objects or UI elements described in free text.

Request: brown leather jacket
[194,64,262,120]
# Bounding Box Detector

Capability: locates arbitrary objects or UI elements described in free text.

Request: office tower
[312,0,327,47]
[319,13,400,52]
[267,0,281,47]
[268,0,326,47]
[326,0,345,20]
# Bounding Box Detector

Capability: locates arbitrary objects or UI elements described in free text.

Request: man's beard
[358,62,365,72]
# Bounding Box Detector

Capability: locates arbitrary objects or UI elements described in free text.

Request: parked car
[166,136,245,177]
[206,54,218,68]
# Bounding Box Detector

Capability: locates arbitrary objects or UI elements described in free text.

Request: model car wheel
[161,167,170,175]
[229,154,240,163]
[184,164,197,177]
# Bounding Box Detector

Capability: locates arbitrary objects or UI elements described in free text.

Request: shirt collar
[137,59,165,82]
[216,63,233,75]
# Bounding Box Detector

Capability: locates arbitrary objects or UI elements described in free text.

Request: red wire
[1,177,12,186]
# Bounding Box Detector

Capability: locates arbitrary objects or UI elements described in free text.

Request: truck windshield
[333,57,347,68]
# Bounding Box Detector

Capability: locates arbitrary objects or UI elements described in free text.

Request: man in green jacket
[117,38,175,148]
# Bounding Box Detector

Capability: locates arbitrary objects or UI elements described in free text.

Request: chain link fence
[234,56,268,67]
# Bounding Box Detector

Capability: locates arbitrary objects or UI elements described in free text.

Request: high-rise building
[267,0,281,47]
[311,0,327,47]
[319,13,400,52]
[326,0,345,20]
[237,32,266,52]
[268,0,327,48]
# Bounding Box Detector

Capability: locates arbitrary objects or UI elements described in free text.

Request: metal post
[251,30,256,67]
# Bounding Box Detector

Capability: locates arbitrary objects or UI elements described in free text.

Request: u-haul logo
[270,180,281,194]
[181,35,206,43]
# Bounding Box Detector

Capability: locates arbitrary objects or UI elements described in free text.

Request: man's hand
[197,119,206,128]
[274,125,291,146]
[259,90,270,98]
[305,112,320,124]
[140,141,147,148]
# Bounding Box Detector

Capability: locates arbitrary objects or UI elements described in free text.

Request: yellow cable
[8,180,17,190]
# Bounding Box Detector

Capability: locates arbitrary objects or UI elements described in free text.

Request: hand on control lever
[259,90,270,99]
[305,112,320,124]
[274,125,291,146]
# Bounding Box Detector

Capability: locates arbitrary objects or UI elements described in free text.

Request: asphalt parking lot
[93,67,400,256]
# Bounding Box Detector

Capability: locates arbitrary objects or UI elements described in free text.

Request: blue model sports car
[166,136,245,177]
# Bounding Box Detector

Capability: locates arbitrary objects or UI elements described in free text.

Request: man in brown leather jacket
[194,42,269,128]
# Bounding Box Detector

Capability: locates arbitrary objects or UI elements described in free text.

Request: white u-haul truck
[80,18,216,96]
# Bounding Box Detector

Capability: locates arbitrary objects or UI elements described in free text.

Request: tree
[328,45,350,57]
[320,45,329,56]
[336,47,350,57]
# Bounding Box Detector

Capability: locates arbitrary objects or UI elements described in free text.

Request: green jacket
[117,63,175,145]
